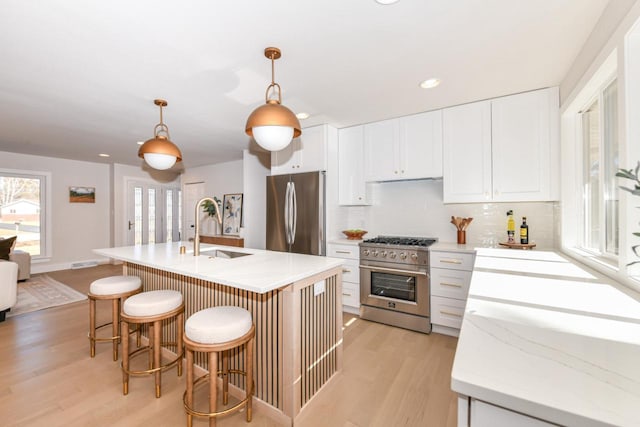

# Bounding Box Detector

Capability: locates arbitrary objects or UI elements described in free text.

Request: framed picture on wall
[222,193,243,236]
[69,186,95,203]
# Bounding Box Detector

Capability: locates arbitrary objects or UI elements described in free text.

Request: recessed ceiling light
[375,0,400,4]
[99,153,110,157]
[419,78,441,89]
[296,112,310,120]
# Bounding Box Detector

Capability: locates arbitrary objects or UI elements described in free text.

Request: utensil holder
[457,230,466,244]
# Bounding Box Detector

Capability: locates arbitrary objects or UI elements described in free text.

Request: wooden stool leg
[246,337,254,422]
[208,351,218,427]
[154,320,162,398]
[186,347,194,427]
[122,319,130,395]
[148,323,154,370]
[222,350,228,405]
[89,298,96,358]
[111,298,119,361]
[177,311,184,377]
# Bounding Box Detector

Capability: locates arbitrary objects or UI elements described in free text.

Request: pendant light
[245,47,301,151]
[138,99,182,170]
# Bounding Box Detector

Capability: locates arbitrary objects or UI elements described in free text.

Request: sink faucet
[194,197,222,256]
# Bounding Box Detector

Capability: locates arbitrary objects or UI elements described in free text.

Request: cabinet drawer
[340,259,360,283]
[430,268,471,299]
[342,282,360,308]
[327,244,360,260]
[431,296,466,329]
[430,251,475,271]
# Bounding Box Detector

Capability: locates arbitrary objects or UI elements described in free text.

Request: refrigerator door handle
[284,181,291,245]
[290,181,297,244]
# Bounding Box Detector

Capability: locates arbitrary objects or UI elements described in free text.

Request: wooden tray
[499,242,536,250]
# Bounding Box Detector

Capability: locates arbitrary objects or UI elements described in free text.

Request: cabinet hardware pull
[441,282,462,288]
[342,293,351,297]
[440,258,462,264]
[342,269,351,273]
[440,310,462,318]
[335,250,351,254]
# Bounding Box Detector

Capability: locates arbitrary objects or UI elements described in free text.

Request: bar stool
[88,275,142,361]
[121,289,185,398]
[183,306,255,427]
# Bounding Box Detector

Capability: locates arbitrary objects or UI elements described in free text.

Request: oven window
[370,272,416,302]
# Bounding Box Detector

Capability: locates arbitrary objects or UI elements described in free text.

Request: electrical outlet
[313,280,325,296]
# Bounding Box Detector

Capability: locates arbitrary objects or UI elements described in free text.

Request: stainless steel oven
[359,236,435,334]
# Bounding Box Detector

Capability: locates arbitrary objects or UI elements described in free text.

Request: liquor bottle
[520,217,529,244]
[506,210,515,243]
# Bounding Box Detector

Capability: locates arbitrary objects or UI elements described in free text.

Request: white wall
[242,149,270,249]
[0,151,111,272]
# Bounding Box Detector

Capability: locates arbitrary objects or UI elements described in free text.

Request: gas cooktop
[361,236,437,247]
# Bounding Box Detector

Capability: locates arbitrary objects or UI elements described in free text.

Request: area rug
[7,274,87,317]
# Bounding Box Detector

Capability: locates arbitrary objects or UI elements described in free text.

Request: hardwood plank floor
[0,265,458,427]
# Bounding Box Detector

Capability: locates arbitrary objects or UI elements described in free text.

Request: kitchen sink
[205,249,252,259]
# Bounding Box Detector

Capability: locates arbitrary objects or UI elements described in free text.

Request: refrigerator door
[289,171,325,256]
[266,174,292,252]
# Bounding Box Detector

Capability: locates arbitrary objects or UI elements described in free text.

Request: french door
[126,180,181,245]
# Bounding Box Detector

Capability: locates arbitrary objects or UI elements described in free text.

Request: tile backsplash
[331,179,559,250]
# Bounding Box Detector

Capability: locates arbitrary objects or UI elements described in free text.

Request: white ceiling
[0,0,610,169]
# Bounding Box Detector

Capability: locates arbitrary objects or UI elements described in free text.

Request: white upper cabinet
[338,125,371,205]
[271,124,328,175]
[364,110,443,182]
[443,87,559,203]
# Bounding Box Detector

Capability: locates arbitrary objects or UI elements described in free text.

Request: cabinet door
[399,110,443,179]
[443,101,492,203]
[491,88,558,201]
[470,399,556,427]
[338,126,371,205]
[271,137,300,174]
[363,119,400,181]
[296,124,327,173]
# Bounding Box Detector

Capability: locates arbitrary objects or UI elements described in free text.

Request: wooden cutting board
[499,242,536,250]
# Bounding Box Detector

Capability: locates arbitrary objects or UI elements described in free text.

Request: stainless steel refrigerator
[266,171,325,255]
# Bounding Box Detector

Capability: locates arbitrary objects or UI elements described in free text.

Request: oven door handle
[359,265,428,277]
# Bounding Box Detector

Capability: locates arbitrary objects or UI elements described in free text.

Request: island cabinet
[271,124,331,174]
[442,87,559,203]
[95,243,344,426]
[363,110,443,182]
[337,125,371,205]
[458,397,557,427]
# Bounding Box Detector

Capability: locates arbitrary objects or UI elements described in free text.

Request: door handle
[359,265,428,276]
[290,181,297,244]
[128,220,134,230]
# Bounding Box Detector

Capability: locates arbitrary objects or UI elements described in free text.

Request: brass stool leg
[89,298,96,358]
[122,318,130,395]
[246,336,254,422]
[154,319,162,398]
[111,298,119,361]
[209,350,218,427]
[222,350,228,405]
[177,311,184,377]
[186,347,194,427]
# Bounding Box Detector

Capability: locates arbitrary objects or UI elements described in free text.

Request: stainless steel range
[359,236,437,334]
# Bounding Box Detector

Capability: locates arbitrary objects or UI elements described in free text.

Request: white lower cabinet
[327,243,360,312]
[459,397,558,427]
[430,249,475,333]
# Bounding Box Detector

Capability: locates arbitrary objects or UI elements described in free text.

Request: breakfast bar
[94,242,344,426]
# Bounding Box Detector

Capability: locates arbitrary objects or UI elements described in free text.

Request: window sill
[562,246,640,292]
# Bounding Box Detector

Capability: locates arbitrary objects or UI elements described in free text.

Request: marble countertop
[451,247,640,426]
[94,242,344,294]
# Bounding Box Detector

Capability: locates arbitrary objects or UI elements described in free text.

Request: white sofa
[0,261,18,322]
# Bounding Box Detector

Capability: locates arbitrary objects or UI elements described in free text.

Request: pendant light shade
[245,47,301,151]
[138,99,182,170]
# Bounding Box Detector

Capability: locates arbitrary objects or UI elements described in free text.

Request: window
[0,170,50,258]
[580,78,619,258]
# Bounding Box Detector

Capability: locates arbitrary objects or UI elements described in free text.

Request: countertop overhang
[94,242,344,294]
[451,247,640,426]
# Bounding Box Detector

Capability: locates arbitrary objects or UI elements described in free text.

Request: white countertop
[94,242,344,294]
[451,248,640,426]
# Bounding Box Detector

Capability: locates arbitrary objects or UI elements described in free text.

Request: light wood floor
[0,265,458,427]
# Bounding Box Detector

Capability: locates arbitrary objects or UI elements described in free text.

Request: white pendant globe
[143,152,177,170]
[252,125,294,151]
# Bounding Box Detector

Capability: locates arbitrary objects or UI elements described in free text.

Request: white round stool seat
[186,306,252,344]
[123,290,183,317]
[90,275,141,295]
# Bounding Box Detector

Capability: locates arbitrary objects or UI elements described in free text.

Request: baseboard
[31,258,111,274]
[343,305,359,315]
[431,324,460,337]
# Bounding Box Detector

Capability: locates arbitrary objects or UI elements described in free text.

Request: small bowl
[342,230,367,240]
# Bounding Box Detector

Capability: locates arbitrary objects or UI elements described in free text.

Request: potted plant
[616,161,640,266]
[202,197,222,234]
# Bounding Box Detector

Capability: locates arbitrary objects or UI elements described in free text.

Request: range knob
[372,250,379,257]
[380,251,387,258]
[410,253,418,260]
[399,252,407,260]
[389,251,397,259]
[362,249,370,256]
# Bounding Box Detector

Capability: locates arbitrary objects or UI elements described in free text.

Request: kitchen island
[452,248,640,426]
[94,242,344,426]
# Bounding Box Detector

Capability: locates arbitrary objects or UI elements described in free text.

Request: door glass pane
[583,99,600,251]
[166,190,173,243]
[0,175,42,256]
[134,187,143,245]
[148,188,156,244]
[603,79,619,255]
[370,272,416,302]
